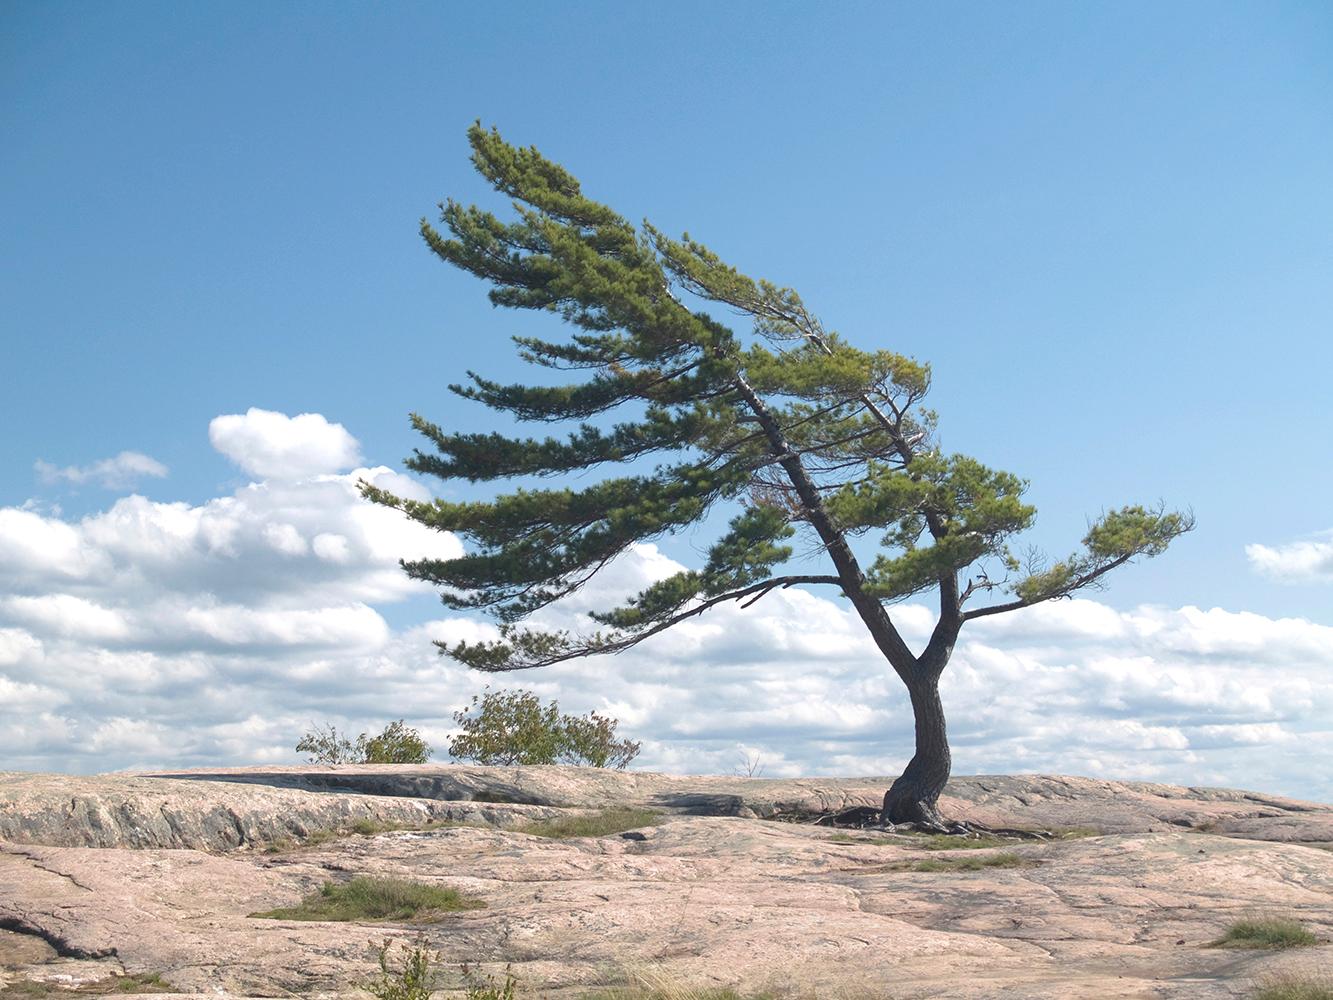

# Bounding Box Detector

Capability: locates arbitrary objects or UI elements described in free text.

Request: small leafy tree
[360,720,433,764]
[296,721,433,765]
[367,125,1192,828]
[448,689,640,769]
[295,722,358,765]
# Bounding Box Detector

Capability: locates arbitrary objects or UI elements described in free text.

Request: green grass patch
[893,850,1028,873]
[251,876,484,923]
[1212,916,1317,950]
[518,808,660,839]
[1253,974,1333,1000]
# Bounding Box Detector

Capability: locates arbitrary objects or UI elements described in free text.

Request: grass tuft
[251,876,484,923]
[915,834,1011,851]
[518,808,660,839]
[824,832,901,846]
[1253,973,1333,1000]
[1212,916,1317,950]
[895,850,1028,873]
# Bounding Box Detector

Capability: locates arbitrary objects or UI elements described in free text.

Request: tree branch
[462,574,844,671]
[960,552,1135,621]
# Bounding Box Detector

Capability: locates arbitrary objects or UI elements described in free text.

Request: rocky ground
[1,766,1329,999]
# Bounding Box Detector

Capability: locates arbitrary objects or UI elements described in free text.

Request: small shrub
[448,688,639,768]
[519,808,660,839]
[1213,916,1317,949]
[461,963,519,1000]
[365,937,439,1000]
[251,876,484,922]
[361,720,433,764]
[296,720,433,765]
[296,722,359,764]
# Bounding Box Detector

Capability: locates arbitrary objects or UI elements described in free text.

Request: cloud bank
[3,412,1330,803]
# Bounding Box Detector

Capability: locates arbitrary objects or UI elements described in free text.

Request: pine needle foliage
[367,124,1192,823]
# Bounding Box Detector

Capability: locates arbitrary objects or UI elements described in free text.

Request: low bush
[251,876,483,922]
[461,963,519,1000]
[296,720,432,765]
[365,938,440,1000]
[449,689,639,768]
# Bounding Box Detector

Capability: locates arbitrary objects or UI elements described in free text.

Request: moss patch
[251,876,483,923]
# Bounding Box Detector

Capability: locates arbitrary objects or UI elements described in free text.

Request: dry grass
[915,834,1012,851]
[893,850,1028,873]
[518,808,661,839]
[1212,916,1317,950]
[574,966,780,1000]
[250,876,484,922]
[1252,973,1333,1000]
[263,816,476,852]
[824,832,903,846]
[0,973,172,997]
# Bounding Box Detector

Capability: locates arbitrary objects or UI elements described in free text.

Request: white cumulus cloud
[1246,532,1333,583]
[209,408,362,479]
[34,451,168,489]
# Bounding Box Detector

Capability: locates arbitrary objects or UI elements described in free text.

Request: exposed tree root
[799,807,1055,841]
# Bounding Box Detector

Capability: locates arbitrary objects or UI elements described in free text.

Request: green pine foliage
[366,123,1191,681]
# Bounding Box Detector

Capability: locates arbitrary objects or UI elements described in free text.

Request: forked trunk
[882,672,951,827]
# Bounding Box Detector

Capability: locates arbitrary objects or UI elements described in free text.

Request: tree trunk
[882,672,951,827]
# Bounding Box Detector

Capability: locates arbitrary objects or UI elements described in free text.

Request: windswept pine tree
[364,124,1193,828]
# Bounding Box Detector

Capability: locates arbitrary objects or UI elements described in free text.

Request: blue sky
[2,3,1331,796]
